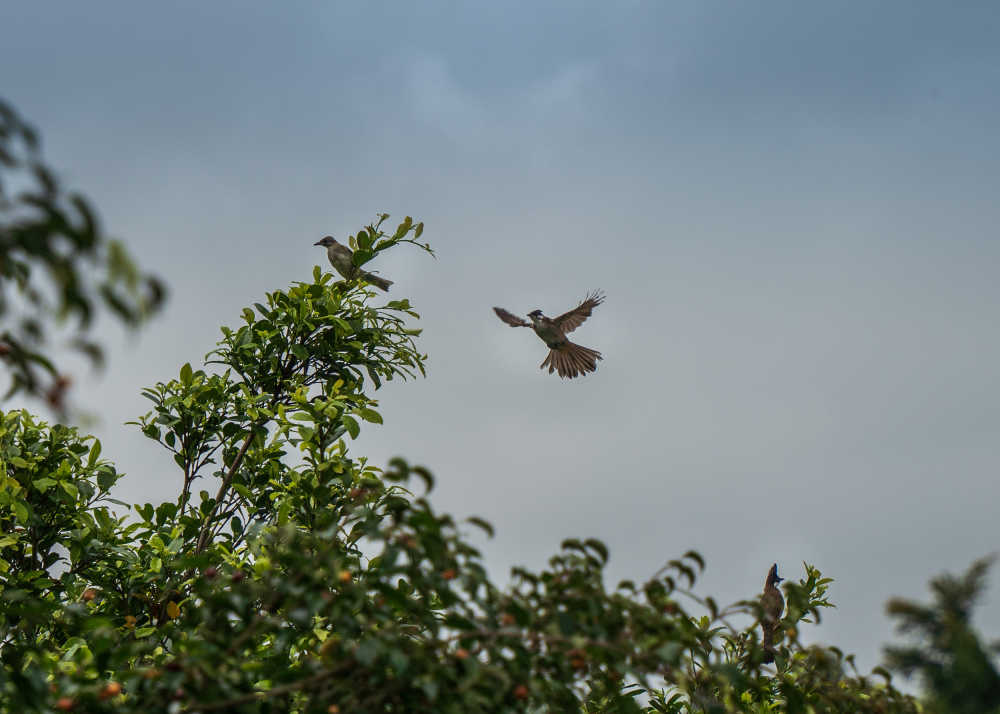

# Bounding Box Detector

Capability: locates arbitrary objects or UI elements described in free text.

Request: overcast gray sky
[5,0,999,679]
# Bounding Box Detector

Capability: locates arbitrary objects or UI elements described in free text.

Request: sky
[4,0,999,680]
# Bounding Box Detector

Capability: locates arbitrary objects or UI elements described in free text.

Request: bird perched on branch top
[760,563,785,664]
[493,291,604,379]
[314,236,393,291]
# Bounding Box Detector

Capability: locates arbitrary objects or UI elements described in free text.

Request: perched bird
[493,291,604,379]
[314,236,393,291]
[760,563,785,664]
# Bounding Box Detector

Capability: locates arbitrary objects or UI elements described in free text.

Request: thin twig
[195,430,256,555]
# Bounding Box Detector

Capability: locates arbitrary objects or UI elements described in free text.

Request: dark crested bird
[314,236,393,291]
[760,563,785,664]
[493,291,604,379]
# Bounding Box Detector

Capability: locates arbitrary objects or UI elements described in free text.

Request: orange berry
[441,569,457,581]
[82,588,97,602]
[99,682,122,700]
[338,570,352,584]
[513,684,529,700]
[455,648,470,660]
[568,648,587,670]
[55,698,74,711]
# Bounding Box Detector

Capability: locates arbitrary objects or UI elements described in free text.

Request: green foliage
[885,556,1000,714]
[0,98,165,407]
[0,409,129,705]
[0,219,927,712]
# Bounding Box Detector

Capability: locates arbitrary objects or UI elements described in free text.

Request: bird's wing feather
[493,307,530,327]
[553,291,604,333]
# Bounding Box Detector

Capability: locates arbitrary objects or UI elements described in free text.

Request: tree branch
[195,430,256,555]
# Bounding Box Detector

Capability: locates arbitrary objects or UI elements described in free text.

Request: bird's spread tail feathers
[539,340,602,379]
[362,272,393,291]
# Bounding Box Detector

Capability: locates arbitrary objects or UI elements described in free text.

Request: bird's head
[314,236,337,247]
[767,564,783,585]
[527,309,544,319]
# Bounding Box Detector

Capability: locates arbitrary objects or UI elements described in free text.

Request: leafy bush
[0,214,923,712]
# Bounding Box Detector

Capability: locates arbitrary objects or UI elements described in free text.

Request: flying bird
[493,291,604,379]
[314,236,393,291]
[760,563,785,664]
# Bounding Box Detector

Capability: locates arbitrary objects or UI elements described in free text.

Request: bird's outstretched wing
[493,307,530,327]
[553,291,604,333]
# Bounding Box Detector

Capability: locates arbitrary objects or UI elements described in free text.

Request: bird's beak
[313,240,324,246]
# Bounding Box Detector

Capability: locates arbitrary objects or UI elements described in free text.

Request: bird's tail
[761,624,775,663]
[539,340,602,379]
[361,271,393,292]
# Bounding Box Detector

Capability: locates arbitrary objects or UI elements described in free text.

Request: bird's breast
[532,323,565,349]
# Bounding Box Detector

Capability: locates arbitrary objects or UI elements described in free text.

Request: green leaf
[12,501,29,523]
[872,666,892,683]
[467,517,494,538]
[584,538,609,564]
[412,466,434,492]
[684,550,705,571]
[179,362,193,385]
[87,439,102,467]
[342,416,360,440]
[356,408,382,424]
[352,249,374,267]
[32,477,57,493]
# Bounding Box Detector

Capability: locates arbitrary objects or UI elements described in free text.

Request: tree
[0,205,924,711]
[0,99,165,410]
[885,556,1000,714]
